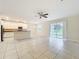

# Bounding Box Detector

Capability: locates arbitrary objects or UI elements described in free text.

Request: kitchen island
[14,31,31,40]
[4,29,31,40]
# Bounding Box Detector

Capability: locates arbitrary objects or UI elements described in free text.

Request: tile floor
[0,36,79,59]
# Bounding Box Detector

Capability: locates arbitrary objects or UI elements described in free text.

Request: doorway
[50,22,64,39]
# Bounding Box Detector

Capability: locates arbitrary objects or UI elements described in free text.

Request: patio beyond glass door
[50,22,64,39]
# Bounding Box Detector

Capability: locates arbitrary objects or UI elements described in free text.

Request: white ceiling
[0,0,79,23]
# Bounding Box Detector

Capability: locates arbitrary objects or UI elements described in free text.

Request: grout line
[62,44,79,59]
[14,40,20,59]
[53,52,59,59]
[66,40,79,44]
[53,43,77,59]
[3,42,8,59]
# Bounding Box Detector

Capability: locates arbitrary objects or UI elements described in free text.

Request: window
[37,24,43,32]
[50,22,63,39]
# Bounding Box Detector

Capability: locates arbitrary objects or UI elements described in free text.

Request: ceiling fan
[37,12,48,19]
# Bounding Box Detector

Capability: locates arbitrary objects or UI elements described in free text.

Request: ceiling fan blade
[42,15,48,18]
[37,12,48,19]
[44,13,48,15]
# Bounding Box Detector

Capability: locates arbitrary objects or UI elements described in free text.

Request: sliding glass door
[50,22,64,39]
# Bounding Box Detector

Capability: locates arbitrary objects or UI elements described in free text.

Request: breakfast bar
[14,31,31,40]
[3,29,31,40]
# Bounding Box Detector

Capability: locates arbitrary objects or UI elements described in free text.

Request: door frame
[49,19,68,40]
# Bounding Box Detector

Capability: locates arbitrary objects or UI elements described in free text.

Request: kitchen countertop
[4,29,30,32]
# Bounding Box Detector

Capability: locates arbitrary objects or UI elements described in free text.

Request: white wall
[0,20,1,42]
[31,15,79,42]
[36,22,49,37]
[0,0,3,14]
[27,23,37,38]
[67,15,79,42]
[41,15,79,42]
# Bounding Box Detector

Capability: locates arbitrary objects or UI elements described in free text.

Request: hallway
[0,36,79,59]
